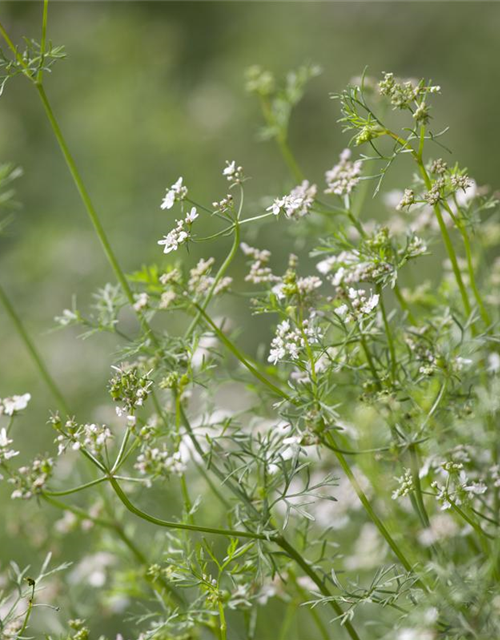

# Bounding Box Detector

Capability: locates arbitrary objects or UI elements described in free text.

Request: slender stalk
[0,282,70,414]
[324,432,416,577]
[444,196,491,327]
[36,0,49,84]
[394,284,416,324]
[193,302,291,402]
[377,285,397,383]
[185,190,242,339]
[276,535,361,640]
[45,476,107,497]
[416,159,472,319]
[408,445,430,529]
[108,475,268,540]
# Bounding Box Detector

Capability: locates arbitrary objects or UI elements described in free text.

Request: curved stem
[108,475,269,540]
[45,476,107,496]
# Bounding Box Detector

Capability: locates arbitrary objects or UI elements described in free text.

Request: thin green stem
[193,303,291,402]
[394,284,417,324]
[34,84,158,345]
[45,476,107,496]
[324,432,417,578]
[185,192,242,339]
[378,285,396,383]
[37,0,49,84]
[108,475,268,540]
[276,535,361,640]
[0,282,70,414]
[416,160,472,319]
[445,196,491,326]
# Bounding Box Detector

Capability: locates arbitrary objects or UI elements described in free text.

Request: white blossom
[223,160,243,184]
[0,393,31,416]
[267,181,317,219]
[161,177,188,210]
[325,149,362,196]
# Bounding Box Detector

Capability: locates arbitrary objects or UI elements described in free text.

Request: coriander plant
[1,3,500,640]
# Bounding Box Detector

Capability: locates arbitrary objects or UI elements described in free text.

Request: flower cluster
[109,366,153,415]
[324,149,362,196]
[55,419,113,457]
[188,257,232,296]
[0,393,31,416]
[0,427,19,463]
[267,180,317,219]
[9,455,54,500]
[241,243,279,284]
[135,446,186,482]
[336,287,380,322]
[157,207,198,254]
[161,177,188,210]
[223,160,244,185]
[268,319,319,365]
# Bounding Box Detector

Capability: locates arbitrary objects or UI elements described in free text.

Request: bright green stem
[45,476,107,496]
[43,492,184,604]
[185,219,240,339]
[218,600,227,640]
[325,432,417,578]
[277,135,304,182]
[193,302,291,402]
[416,161,472,319]
[108,475,268,540]
[35,84,157,344]
[358,328,382,390]
[0,282,70,415]
[377,285,396,383]
[409,445,430,529]
[276,535,361,640]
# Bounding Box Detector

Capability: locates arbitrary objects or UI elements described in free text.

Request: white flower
[185,206,199,224]
[267,181,317,219]
[337,288,379,322]
[133,292,149,312]
[157,220,189,254]
[268,318,320,365]
[488,352,500,373]
[325,149,362,196]
[161,177,188,210]
[0,393,31,416]
[0,427,19,462]
[223,160,243,184]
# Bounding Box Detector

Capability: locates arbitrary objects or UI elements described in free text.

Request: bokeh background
[1,1,499,637]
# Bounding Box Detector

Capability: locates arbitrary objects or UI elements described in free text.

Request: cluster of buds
[109,365,153,414]
[9,455,54,500]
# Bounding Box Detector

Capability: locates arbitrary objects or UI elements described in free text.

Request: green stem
[377,285,396,383]
[193,302,291,402]
[408,445,430,529]
[0,282,70,415]
[185,197,241,339]
[34,83,158,345]
[108,475,268,540]
[324,432,417,578]
[37,0,49,84]
[45,476,107,496]
[444,197,491,327]
[417,160,472,319]
[276,535,361,640]
[218,599,227,640]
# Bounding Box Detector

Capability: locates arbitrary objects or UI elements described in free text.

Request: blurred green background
[0,1,499,637]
